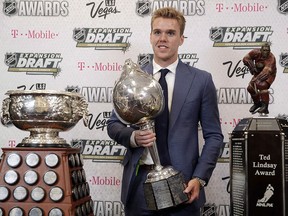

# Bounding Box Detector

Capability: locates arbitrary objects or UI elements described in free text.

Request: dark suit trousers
[124,166,200,216]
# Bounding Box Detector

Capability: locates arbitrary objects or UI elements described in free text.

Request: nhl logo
[65,86,81,93]
[278,0,288,14]
[136,0,151,16]
[280,53,288,72]
[202,203,217,216]
[279,53,288,67]
[3,0,17,16]
[209,27,223,42]
[5,53,17,67]
[73,28,86,42]
[138,54,152,68]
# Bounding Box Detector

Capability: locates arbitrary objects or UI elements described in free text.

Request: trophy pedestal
[0,147,93,215]
[143,170,188,210]
[230,117,288,216]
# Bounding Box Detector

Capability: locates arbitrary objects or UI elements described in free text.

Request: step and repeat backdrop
[1,0,288,215]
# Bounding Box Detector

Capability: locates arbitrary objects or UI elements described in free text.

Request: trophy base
[143,172,189,210]
[0,147,94,215]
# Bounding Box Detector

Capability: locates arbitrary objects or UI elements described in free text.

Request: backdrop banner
[1,1,287,215]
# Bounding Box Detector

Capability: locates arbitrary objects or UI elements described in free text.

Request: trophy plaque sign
[230,117,287,216]
[113,59,188,210]
[0,90,94,215]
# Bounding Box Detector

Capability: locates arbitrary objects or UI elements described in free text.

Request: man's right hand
[134,130,156,147]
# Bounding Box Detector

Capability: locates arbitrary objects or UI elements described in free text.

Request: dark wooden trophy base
[0,146,94,216]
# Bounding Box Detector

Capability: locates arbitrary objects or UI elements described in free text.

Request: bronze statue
[243,42,277,114]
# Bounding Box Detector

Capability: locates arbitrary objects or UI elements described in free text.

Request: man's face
[150,17,184,67]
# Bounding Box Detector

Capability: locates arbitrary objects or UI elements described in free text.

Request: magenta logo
[215,2,268,13]
[90,176,121,186]
[11,29,59,39]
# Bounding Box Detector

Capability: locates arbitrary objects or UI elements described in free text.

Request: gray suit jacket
[107,60,223,211]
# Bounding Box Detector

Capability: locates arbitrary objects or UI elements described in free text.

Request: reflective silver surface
[43,170,58,185]
[112,59,163,168]
[49,187,63,202]
[25,153,40,167]
[29,207,43,216]
[9,207,24,216]
[24,170,38,185]
[6,153,21,168]
[31,187,45,202]
[45,153,59,168]
[48,208,63,216]
[4,170,19,185]
[0,186,9,201]
[13,186,28,201]
[113,58,164,125]
[1,90,88,146]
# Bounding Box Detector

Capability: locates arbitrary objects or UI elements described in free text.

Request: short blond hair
[151,7,186,36]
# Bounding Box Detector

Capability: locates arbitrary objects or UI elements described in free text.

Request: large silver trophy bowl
[1,90,88,147]
[113,59,188,210]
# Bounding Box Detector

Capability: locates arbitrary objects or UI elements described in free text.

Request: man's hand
[183,178,201,203]
[134,130,156,147]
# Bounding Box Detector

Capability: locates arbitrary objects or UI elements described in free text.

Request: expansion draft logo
[3,0,69,16]
[279,53,288,73]
[73,28,131,52]
[71,139,126,163]
[137,53,199,68]
[209,26,273,49]
[5,52,62,76]
[136,0,205,16]
[278,0,288,14]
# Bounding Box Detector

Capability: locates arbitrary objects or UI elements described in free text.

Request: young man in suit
[107,7,223,216]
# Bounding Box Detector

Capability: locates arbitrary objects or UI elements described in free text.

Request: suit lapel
[170,62,195,130]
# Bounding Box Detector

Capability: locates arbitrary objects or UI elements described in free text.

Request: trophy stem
[138,120,163,170]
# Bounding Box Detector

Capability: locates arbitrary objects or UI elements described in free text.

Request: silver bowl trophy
[1,90,88,147]
[113,59,188,210]
[0,90,94,215]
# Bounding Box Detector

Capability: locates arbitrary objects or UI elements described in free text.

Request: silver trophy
[113,59,188,210]
[1,90,88,147]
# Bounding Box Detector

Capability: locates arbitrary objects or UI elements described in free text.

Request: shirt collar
[152,58,179,75]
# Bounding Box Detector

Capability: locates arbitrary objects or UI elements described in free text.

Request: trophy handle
[81,98,89,127]
[1,98,12,126]
[72,96,89,127]
[139,120,163,170]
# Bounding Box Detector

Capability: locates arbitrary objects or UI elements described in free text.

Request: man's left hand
[183,178,201,203]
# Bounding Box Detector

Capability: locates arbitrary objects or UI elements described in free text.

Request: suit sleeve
[107,110,136,149]
[193,73,224,184]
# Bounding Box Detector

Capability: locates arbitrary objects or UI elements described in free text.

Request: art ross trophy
[1,90,89,147]
[112,59,188,210]
[0,90,94,215]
